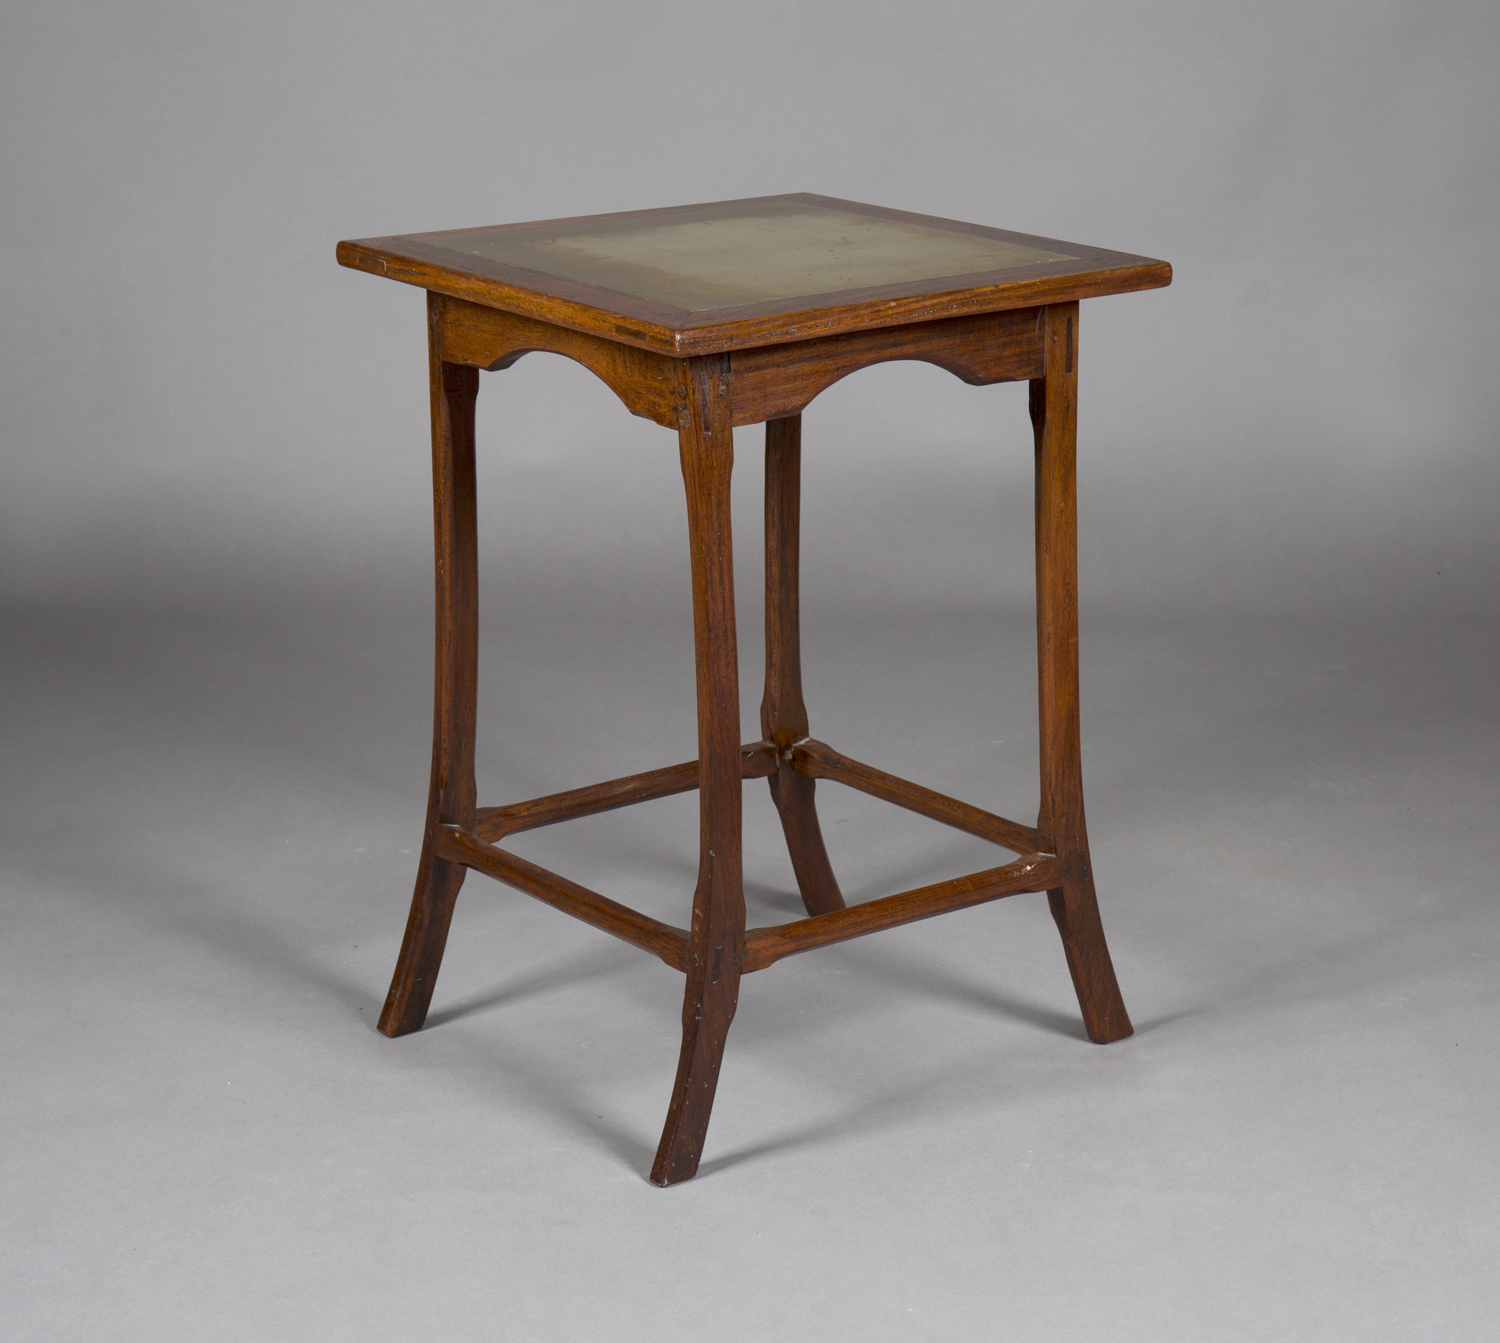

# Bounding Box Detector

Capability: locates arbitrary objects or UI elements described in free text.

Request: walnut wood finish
[343,204,1163,1182]
[377,297,479,1039]
[730,307,1043,425]
[432,295,1045,433]
[472,742,776,843]
[743,851,1062,972]
[1030,304,1133,1044]
[339,193,1170,357]
[650,355,745,1186]
[438,296,679,427]
[435,826,690,971]
[792,739,1044,856]
[761,416,845,917]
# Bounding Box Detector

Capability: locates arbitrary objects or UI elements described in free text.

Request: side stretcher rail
[445,739,1056,975]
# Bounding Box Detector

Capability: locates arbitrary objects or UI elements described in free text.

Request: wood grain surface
[793,738,1044,857]
[437,295,679,426]
[434,827,689,971]
[760,416,845,916]
[472,743,776,843]
[729,307,1043,424]
[650,355,746,1186]
[338,193,1170,357]
[743,852,1063,972]
[377,296,481,1038]
[1030,304,1133,1044]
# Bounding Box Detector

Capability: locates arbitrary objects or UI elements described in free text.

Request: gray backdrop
[4,2,1497,1339]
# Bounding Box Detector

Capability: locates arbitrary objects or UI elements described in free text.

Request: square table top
[338,194,1170,356]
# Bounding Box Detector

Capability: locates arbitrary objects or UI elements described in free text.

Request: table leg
[379,305,480,1038]
[761,415,845,916]
[651,356,746,1185]
[1031,303,1133,1045]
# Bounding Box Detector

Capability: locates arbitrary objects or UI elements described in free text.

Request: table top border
[337,193,1171,356]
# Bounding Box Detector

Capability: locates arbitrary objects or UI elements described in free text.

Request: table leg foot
[1048,867,1132,1044]
[378,844,467,1037]
[650,959,739,1186]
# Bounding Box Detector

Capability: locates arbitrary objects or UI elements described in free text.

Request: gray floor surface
[4,600,1496,1340]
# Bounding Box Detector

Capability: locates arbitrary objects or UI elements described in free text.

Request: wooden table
[338,194,1171,1185]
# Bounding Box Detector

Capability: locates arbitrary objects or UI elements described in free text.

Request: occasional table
[337,194,1171,1185]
